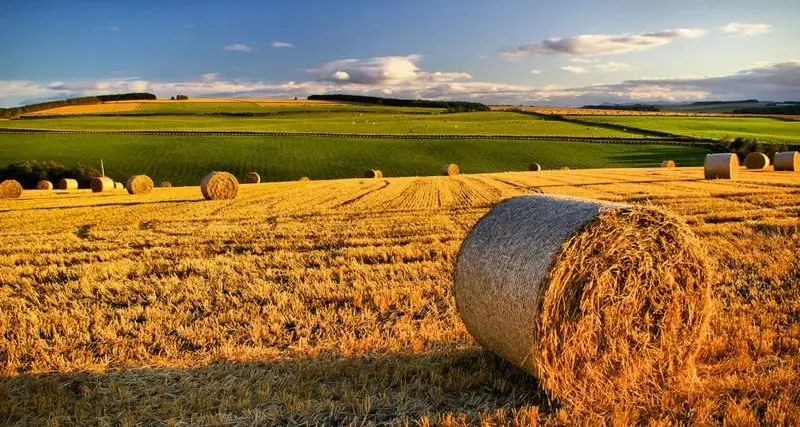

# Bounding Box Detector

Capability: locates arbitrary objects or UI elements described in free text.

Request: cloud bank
[2,58,798,108]
[501,28,707,58]
[720,22,771,37]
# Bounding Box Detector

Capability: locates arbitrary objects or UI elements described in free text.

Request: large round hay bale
[201,171,239,200]
[774,151,799,171]
[0,179,23,199]
[36,180,53,190]
[90,177,114,193]
[528,163,541,172]
[114,182,124,190]
[743,152,770,170]
[704,153,739,179]
[160,181,172,188]
[245,172,261,184]
[454,194,711,412]
[661,160,676,168]
[442,163,460,176]
[364,169,383,179]
[126,175,154,195]
[56,178,78,190]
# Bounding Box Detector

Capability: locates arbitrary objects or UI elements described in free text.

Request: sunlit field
[1,167,798,425]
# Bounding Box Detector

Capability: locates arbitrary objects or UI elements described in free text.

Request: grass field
[0,133,709,185]
[1,168,798,425]
[571,115,800,144]
[2,111,652,137]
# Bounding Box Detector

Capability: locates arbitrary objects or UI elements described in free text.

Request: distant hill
[0,93,157,118]
[308,94,490,112]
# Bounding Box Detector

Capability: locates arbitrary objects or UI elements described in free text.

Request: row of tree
[0,93,157,118]
[307,94,490,112]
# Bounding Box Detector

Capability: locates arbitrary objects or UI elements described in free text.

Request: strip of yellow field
[23,102,143,115]
[1,167,798,425]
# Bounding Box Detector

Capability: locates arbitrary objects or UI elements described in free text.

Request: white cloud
[594,61,631,72]
[309,54,471,85]
[332,71,350,80]
[720,22,771,37]
[501,28,708,58]
[568,57,594,63]
[201,73,220,82]
[561,65,588,73]
[224,43,253,52]
[3,60,798,108]
[272,41,295,48]
[530,69,542,74]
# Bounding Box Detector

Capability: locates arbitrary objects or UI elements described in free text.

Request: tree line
[307,94,490,112]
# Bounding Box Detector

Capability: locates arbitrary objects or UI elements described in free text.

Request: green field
[2,111,652,137]
[0,134,709,185]
[570,115,800,144]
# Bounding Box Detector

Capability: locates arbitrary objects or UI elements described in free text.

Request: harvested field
[1,168,798,425]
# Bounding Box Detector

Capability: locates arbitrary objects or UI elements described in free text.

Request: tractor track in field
[0,127,720,147]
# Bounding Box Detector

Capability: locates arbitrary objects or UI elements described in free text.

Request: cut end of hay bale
[364,169,383,179]
[0,179,24,199]
[56,178,78,190]
[454,194,712,412]
[160,181,172,188]
[201,171,239,200]
[36,180,54,190]
[744,152,770,170]
[774,151,799,172]
[661,160,676,168]
[442,163,460,176]
[245,172,261,184]
[126,175,154,195]
[704,153,739,179]
[528,163,542,172]
[90,177,114,193]
[114,182,124,190]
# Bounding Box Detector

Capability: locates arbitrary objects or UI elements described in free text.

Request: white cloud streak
[224,43,253,52]
[271,41,295,48]
[502,28,708,58]
[561,65,588,74]
[720,22,771,37]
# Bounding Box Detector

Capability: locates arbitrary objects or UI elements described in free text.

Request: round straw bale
[56,178,78,190]
[559,166,570,170]
[743,152,770,170]
[704,153,739,179]
[114,182,124,190]
[36,180,53,190]
[0,179,23,199]
[201,171,239,200]
[661,160,676,168]
[126,175,154,195]
[299,176,311,182]
[773,151,799,171]
[90,176,114,193]
[364,169,383,179]
[160,181,172,188]
[245,172,261,184]
[528,163,541,172]
[454,194,711,411]
[442,163,460,176]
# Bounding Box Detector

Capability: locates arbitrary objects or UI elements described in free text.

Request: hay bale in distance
[126,175,154,195]
[559,167,570,171]
[36,180,54,190]
[57,178,78,190]
[160,181,172,188]
[0,179,23,199]
[442,163,460,176]
[454,194,711,412]
[661,160,676,168]
[704,153,739,179]
[114,182,124,190]
[245,172,261,184]
[774,151,799,171]
[90,177,114,193]
[364,169,383,179]
[299,176,311,182]
[743,152,770,170]
[528,163,542,172]
[201,171,239,200]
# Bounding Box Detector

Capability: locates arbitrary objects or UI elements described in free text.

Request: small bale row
[454,194,711,412]
[0,179,23,199]
[201,171,239,200]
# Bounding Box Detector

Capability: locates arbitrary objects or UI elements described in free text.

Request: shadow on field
[608,152,707,166]
[0,199,204,213]
[0,349,549,425]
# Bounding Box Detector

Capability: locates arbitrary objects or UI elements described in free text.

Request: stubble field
[1,167,798,425]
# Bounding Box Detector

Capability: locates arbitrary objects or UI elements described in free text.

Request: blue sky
[1,0,798,106]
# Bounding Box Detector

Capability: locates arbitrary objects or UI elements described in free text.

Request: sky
[1,0,798,107]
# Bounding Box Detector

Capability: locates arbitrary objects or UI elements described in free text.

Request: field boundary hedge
[0,127,722,148]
